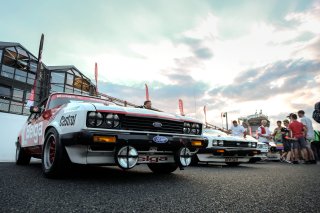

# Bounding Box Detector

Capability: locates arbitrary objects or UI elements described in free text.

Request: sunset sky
[1,0,319,129]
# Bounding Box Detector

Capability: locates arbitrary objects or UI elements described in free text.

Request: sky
[1,0,320,130]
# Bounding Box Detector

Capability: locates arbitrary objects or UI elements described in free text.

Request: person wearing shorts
[298,110,316,164]
[281,119,292,162]
[288,113,309,164]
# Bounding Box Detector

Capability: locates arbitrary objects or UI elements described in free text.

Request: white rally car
[15,93,207,178]
[249,142,268,163]
[193,128,260,166]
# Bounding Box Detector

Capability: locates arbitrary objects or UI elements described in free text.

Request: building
[0,41,97,115]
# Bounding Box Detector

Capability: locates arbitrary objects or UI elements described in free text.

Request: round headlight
[252,143,256,147]
[248,142,252,147]
[113,114,120,127]
[218,141,224,146]
[212,140,218,146]
[87,112,103,127]
[183,123,191,134]
[106,113,120,128]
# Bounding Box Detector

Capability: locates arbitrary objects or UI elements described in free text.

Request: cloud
[209,59,320,101]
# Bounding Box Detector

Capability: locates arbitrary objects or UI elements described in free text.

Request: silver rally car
[15,93,207,178]
[193,128,260,166]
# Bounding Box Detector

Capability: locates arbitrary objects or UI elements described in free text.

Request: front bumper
[60,129,208,165]
[196,147,260,163]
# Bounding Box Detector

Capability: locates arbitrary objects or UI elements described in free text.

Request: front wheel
[226,162,240,167]
[42,128,70,178]
[16,142,31,165]
[147,163,178,174]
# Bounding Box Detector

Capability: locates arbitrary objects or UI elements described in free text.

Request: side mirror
[30,106,41,114]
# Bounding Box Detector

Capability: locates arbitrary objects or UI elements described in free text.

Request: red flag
[179,99,184,116]
[95,62,98,93]
[204,106,207,124]
[145,84,150,101]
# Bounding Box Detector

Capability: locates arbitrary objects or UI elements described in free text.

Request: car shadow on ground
[192,162,263,170]
[27,162,190,183]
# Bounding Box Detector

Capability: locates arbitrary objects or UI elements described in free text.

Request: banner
[95,62,98,93]
[145,84,150,101]
[179,99,184,116]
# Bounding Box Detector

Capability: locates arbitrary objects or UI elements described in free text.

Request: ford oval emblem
[153,122,162,128]
[153,136,168,144]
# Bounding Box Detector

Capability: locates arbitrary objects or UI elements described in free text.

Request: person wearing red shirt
[288,113,308,164]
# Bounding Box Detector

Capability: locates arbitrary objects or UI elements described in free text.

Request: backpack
[313,102,320,124]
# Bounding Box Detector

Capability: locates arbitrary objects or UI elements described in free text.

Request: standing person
[313,130,320,161]
[288,113,309,164]
[298,110,316,164]
[273,121,284,152]
[281,119,293,163]
[220,120,247,138]
[257,120,271,143]
[141,100,152,109]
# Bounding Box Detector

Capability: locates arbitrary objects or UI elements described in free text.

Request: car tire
[147,163,178,174]
[16,142,31,165]
[42,128,70,178]
[226,162,240,167]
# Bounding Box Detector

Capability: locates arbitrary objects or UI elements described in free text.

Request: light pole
[223,112,228,130]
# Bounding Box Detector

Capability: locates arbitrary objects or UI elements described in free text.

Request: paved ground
[0,161,319,213]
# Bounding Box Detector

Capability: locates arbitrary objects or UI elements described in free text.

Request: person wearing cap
[257,120,271,143]
[288,113,309,164]
[298,110,316,164]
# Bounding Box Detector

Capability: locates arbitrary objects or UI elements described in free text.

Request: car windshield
[48,94,111,109]
[203,129,227,136]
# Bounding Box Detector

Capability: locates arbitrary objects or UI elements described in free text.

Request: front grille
[223,141,250,148]
[121,115,185,134]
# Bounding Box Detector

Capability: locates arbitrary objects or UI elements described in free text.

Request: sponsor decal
[26,122,43,144]
[138,156,168,163]
[60,114,77,126]
[153,136,168,144]
[152,122,162,128]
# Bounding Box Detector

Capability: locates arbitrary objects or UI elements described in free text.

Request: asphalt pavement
[0,161,319,213]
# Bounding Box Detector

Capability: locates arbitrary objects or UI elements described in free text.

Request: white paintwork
[0,112,27,162]
[203,128,258,148]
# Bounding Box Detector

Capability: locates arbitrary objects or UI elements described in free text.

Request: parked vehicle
[192,128,259,166]
[16,93,207,177]
[249,142,268,163]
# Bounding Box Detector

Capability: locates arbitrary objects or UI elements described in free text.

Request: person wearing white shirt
[298,110,316,164]
[257,120,271,143]
[220,120,247,138]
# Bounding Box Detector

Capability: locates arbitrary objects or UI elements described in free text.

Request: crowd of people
[257,110,319,164]
[223,109,319,164]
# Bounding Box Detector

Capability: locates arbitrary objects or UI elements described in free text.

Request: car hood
[90,103,201,123]
[203,133,258,143]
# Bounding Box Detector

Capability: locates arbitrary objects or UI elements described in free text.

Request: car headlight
[248,142,252,147]
[212,140,218,146]
[106,113,120,128]
[183,122,191,134]
[191,123,201,135]
[218,140,224,146]
[252,143,257,147]
[87,112,104,127]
